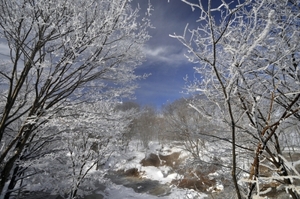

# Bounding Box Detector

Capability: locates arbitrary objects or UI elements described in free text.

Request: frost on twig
[172,0,300,198]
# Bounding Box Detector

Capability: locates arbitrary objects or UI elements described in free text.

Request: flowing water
[105,171,172,196]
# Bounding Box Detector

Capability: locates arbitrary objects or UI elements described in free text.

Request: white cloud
[142,45,189,66]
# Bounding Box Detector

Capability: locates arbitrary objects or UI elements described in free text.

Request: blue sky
[132,0,202,108]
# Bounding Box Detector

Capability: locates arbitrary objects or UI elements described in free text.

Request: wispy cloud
[142,44,189,66]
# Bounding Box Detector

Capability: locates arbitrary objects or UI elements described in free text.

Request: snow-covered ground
[99,141,209,199]
[22,140,224,199]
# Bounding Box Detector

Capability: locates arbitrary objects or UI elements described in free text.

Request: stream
[105,171,172,197]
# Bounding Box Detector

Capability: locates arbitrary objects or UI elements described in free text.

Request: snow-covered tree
[172,0,300,198]
[163,98,210,158]
[18,101,137,199]
[130,105,158,148]
[0,0,151,198]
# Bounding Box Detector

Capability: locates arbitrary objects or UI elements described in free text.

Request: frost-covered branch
[173,0,300,198]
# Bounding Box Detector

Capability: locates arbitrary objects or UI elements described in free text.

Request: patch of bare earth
[140,152,181,168]
[171,164,222,194]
